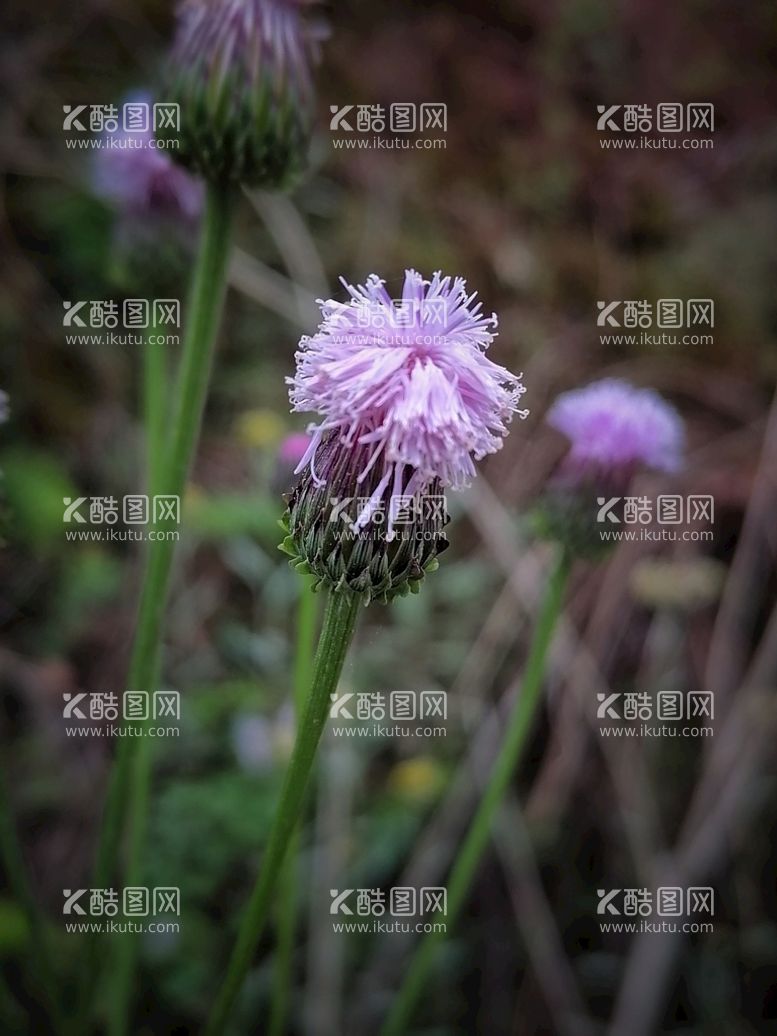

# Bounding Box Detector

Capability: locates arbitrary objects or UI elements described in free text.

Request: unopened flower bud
[159,0,323,187]
[281,432,449,604]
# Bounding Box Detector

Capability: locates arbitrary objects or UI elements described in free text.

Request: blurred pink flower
[547,377,684,479]
[272,432,312,495]
[277,433,312,467]
[92,93,203,234]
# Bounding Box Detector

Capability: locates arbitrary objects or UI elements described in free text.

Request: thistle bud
[159,0,322,187]
[281,433,449,604]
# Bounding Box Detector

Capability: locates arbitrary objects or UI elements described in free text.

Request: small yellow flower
[388,757,445,802]
[234,409,286,450]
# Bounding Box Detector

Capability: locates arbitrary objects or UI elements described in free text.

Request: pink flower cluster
[288,270,528,532]
[547,377,684,479]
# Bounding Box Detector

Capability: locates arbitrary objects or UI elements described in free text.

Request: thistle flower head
[547,377,684,481]
[159,0,323,186]
[92,94,203,236]
[290,270,527,522]
[282,270,528,602]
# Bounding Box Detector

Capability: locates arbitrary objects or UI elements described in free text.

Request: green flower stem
[206,589,360,1036]
[108,184,236,1036]
[76,184,236,1036]
[0,768,67,1036]
[143,314,167,498]
[268,579,319,1036]
[381,548,571,1036]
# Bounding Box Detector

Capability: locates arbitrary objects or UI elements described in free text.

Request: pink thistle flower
[547,378,684,481]
[288,270,528,536]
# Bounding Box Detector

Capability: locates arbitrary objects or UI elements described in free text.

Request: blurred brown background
[1,0,776,1033]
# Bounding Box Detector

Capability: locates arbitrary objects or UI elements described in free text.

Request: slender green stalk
[381,548,571,1036]
[107,184,236,1036]
[73,185,236,1036]
[0,769,67,1036]
[93,185,235,891]
[206,590,360,1036]
[143,315,167,499]
[268,580,318,1036]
